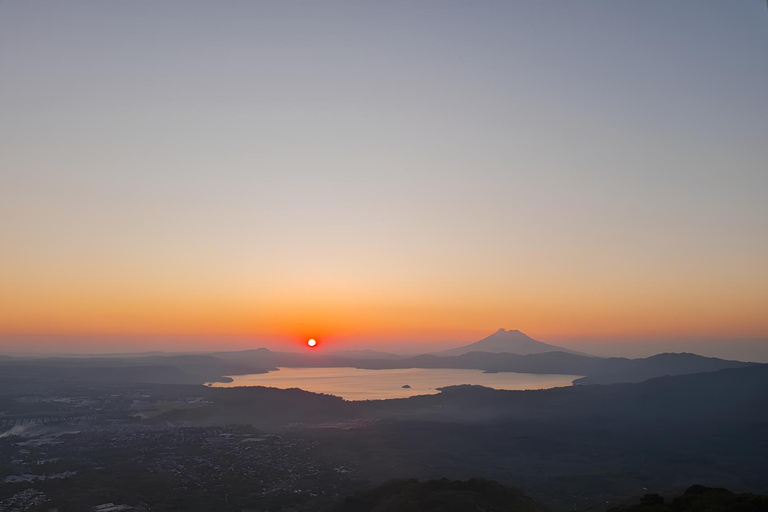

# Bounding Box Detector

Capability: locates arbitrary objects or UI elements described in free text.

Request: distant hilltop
[435,328,588,357]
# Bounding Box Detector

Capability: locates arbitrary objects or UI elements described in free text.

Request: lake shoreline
[208,367,583,401]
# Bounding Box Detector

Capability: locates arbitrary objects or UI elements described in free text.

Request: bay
[209,367,581,400]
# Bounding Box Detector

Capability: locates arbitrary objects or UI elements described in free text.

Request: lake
[208,367,582,400]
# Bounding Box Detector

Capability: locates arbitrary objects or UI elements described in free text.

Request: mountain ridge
[435,329,589,357]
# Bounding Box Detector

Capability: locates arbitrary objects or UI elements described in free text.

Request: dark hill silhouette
[146,365,768,509]
[6,360,766,510]
[323,478,543,512]
[573,352,753,385]
[0,349,754,386]
[357,364,768,424]
[325,481,768,512]
[144,364,768,431]
[609,485,768,512]
[355,351,751,385]
[0,363,195,385]
[436,329,587,356]
[354,350,601,376]
[0,354,260,385]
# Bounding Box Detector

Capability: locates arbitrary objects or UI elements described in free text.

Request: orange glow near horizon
[2,230,766,351]
[1,276,766,354]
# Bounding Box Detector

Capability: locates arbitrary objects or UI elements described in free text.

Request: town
[0,384,362,512]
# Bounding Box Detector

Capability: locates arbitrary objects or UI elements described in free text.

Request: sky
[1,1,767,358]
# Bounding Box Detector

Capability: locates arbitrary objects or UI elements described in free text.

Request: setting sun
[0,3,766,510]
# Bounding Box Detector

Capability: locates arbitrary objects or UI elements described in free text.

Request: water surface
[209,367,581,400]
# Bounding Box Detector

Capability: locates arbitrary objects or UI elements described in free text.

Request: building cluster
[0,386,360,511]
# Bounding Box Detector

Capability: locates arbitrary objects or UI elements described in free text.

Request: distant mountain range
[435,329,588,357]
[573,352,754,385]
[0,329,758,387]
[353,350,753,384]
